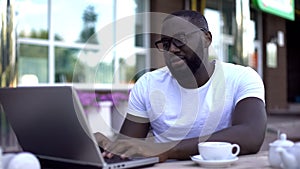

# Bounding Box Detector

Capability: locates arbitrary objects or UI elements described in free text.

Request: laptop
[0,86,159,169]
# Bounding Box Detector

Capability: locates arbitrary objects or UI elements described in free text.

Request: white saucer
[190,155,238,168]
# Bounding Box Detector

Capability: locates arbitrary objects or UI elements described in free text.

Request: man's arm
[168,97,267,160]
[109,97,267,161]
[119,113,150,138]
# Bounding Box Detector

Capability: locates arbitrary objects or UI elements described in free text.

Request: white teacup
[198,142,240,160]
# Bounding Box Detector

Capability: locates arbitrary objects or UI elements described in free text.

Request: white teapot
[268,133,294,168]
[277,142,300,169]
[2,152,41,169]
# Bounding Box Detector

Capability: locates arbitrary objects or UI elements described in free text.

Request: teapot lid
[269,133,294,147]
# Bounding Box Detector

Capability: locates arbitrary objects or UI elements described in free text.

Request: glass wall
[15,0,149,86]
[204,0,259,71]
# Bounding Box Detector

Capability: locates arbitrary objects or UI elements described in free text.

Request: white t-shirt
[127,60,265,143]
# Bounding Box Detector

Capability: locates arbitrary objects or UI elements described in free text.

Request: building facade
[150,0,300,114]
[1,0,300,114]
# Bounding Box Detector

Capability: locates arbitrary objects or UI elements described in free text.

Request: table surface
[143,151,272,169]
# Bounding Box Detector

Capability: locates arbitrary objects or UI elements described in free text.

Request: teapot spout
[276,147,298,169]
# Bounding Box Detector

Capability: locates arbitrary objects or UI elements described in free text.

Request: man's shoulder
[218,60,254,74]
[216,60,262,86]
[219,60,244,68]
[214,60,262,85]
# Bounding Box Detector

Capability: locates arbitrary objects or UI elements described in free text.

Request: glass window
[205,0,257,67]
[16,0,48,40]
[55,47,81,83]
[74,48,114,84]
[18,44,48,84]
[16,0,149,86]
[52,0,113,43]
[134,0,146,47]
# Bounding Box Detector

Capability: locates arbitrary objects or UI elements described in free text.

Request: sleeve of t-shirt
[235,67,265,105]
[127,74,149,118]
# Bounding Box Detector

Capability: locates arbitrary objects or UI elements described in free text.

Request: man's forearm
[165,138,199,160]
[161,124,265,160]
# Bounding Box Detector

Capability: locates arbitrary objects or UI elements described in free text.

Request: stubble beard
[167,54,202,88]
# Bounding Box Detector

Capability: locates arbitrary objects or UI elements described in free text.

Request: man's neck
[176,60,215,89]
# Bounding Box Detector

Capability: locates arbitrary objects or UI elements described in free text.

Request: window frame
[17,0,150,89]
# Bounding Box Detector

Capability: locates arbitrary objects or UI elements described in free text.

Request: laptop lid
[0,86,106,167]
[0,86,159,168]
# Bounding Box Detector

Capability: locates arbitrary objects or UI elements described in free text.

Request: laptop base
[39,157,157,169]
[39,158,101,169]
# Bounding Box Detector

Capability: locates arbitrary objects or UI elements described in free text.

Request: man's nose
[169,42,180,53]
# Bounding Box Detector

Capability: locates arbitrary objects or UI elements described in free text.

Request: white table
[143,151,272,169]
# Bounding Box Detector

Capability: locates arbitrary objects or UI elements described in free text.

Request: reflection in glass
[135,0,146,47]
[78,5,99,44]
[129,53,146,83]
[71,49,145,84]
[52,0,113,43]
[15,0,48,40]
[55,47,81,83]
[56,47,115,84]
[73,48,114,84]
[18,44,48,84]
[16,0,149,85]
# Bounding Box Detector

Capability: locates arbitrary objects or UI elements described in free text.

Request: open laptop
[0,86,159,169]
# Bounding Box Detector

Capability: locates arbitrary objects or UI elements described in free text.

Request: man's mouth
[170,55,186,67]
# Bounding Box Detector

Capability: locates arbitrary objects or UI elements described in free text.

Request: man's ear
[204,31,212,48]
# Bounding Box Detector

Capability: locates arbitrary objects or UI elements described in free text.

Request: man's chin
[169,66,194,79]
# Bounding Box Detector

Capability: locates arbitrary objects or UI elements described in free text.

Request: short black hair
[164,10,209,32]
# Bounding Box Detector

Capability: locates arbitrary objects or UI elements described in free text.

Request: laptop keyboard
[99,146,132,164]
[104,155,132,164]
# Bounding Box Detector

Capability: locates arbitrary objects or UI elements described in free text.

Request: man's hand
[94,132,173,162]
[94,132,112,152]
[102,137,172,162]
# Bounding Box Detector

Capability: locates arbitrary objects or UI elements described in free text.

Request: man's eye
[162,40,169,45]
[162,41,170,49]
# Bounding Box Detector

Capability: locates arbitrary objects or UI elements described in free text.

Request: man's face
[160,17,206,78]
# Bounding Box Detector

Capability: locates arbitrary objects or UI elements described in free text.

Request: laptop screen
[0,86,104,167]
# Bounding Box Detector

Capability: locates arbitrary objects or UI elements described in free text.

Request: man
[95,10,267,162]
